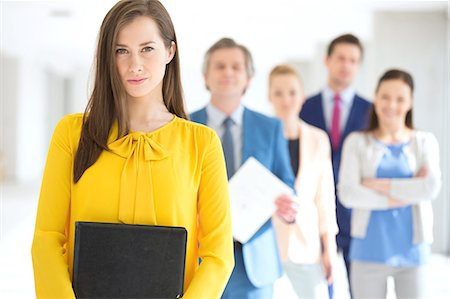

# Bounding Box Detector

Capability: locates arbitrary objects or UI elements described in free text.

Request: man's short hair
[202,37,255,78]
[327,33,363,58]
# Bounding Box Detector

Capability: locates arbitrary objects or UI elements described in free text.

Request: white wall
[0,55,19,180]
[1,1,448,252]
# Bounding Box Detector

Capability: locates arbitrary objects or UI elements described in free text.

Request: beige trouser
[351,261,428,299]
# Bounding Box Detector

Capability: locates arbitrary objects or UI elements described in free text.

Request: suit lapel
[241,108,251,165]
[316,94,327,132]
[342,95,367,140]
[194,108,208,125]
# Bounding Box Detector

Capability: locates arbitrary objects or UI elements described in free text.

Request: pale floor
[1,182,449,298]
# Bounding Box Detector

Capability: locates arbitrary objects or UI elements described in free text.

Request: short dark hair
[327,33,363,58]
[367,69,414,131]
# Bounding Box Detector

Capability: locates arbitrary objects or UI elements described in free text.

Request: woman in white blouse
[268,64,338,299]
[338,69,441,299]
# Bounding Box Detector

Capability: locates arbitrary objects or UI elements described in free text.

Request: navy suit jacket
[300,92,371,249]
[190,106,295,287]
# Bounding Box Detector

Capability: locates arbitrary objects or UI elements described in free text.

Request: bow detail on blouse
[108,132,169,225]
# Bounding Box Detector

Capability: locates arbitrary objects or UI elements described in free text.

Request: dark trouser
[221,242,273,299]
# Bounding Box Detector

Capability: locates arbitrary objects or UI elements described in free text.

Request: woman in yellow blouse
[31,1,234,298]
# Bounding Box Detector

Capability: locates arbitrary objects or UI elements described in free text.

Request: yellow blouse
[31,113,234,298]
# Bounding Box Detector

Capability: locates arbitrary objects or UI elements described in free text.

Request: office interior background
[1,0,449,297]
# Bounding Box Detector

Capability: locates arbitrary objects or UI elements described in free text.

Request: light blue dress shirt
[322,86,356,132]
[206,103,243,172]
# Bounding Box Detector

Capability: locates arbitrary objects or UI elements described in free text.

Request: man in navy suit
[190,37,297,299]
[300,34,372,298]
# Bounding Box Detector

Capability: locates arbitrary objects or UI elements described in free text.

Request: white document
[228,157,293,244]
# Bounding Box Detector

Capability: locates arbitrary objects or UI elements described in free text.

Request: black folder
[72,221,187,299]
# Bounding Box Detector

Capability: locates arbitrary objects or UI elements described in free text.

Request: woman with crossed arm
[338,69,441,299]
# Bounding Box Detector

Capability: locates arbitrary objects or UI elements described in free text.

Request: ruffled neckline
[107,115,178,160]
[104,115,178,224]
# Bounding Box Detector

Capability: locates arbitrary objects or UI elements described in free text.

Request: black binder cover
[72,222,187,299]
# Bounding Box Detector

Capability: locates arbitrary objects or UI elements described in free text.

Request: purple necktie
[331,94,341,151]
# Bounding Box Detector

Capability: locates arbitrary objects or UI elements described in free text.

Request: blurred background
[1,0,449,298]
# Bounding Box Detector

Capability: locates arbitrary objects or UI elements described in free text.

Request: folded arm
[338,134,390,210]
[362,134,441,203]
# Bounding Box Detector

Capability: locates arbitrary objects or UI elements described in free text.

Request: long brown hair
[74,0,186,183]
[367,69,414,132]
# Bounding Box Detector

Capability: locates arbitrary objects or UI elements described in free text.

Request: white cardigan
[338,131,441,244]
[273,121,338,264]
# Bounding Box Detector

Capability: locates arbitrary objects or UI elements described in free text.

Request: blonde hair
[268,64,303,88]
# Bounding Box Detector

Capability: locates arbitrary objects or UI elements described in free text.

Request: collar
[206,102,244,126]
[323,85,355,106]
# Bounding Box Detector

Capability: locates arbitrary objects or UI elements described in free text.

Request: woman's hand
[363,179,408,207]
[362,178,391,195]
[321,249,333,284]
[416,166,427,177]
[274,194,298,224]
[363,166,427,207]
[387,198,408,208]
[362,166,427,193]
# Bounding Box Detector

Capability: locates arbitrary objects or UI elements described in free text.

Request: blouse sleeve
[338,133,390,210]
[31,116,76,298]
[389,132,442,202]
[315,140,338,237]
[182,132,234,299]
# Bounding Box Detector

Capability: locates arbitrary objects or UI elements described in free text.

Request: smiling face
[204,47,250,101]
[374,79,413,129]
[269,74,304,121]
[115,16,175,101]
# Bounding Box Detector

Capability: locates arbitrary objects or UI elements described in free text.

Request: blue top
[349,141,430,267]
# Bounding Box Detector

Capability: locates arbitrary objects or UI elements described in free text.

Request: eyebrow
[115,41,156,47]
